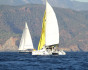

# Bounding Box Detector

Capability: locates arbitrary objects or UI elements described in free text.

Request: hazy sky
[74,0,88,2]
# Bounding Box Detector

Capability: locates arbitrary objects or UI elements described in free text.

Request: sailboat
[32,0,66,55]
[18,22,34,53]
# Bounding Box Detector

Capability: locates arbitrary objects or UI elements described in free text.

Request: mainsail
[45,1,59,46]
[38,1,59,50]
[19,22,34,50]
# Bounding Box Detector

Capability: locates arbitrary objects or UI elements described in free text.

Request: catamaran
[18,22,34,53]
[32,0,66,55]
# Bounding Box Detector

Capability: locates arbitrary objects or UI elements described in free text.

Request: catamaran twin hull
[32,51,66,55]
[32,46,66,55]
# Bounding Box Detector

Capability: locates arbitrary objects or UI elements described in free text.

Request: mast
[46,0,47,7]
[45,0,47,46]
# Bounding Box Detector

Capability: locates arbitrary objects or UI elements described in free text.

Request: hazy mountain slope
[0,4,88,51]
[0,0,88,10]
[0,0,43,5]
[45,0,88,11]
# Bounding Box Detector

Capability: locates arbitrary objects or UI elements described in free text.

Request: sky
[73,0,88,2]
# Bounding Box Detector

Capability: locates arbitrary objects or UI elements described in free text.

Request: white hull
[32,47,66,55]
[32,47,51,55]
[32,50,51,55]
[32,50,66,55]
[52,50,66,55]
[19,50,32,53]
[58,50,66,55]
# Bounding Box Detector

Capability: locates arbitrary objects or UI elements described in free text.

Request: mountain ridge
[0,0,88,11]
[0,4,88,52]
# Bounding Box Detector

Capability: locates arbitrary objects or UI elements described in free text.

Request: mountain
[0,0,88,11]
[0,0,43,5]
[0,4,88,52]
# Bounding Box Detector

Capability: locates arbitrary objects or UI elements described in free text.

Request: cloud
[23,0,29,3]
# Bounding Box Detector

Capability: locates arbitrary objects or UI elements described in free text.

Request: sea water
[0,52,88,70]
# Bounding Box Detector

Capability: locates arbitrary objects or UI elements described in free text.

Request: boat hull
[32,47,66,55]
[19,50,32,54]
[19,51,32,54]
[32,47,51,55]
[32,50,66,55]
[32,50,51,55]
[52,50,66,55]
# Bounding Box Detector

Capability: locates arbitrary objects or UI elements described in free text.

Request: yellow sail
[38,11,46,50]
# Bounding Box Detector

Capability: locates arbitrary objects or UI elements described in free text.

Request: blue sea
[0,52,88,70]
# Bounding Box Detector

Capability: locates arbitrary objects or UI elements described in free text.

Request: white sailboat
[32,0,66,55]
[18,22,34,52]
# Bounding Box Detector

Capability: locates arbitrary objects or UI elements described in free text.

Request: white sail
[45,1,59,46]
[19,22,34,50]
